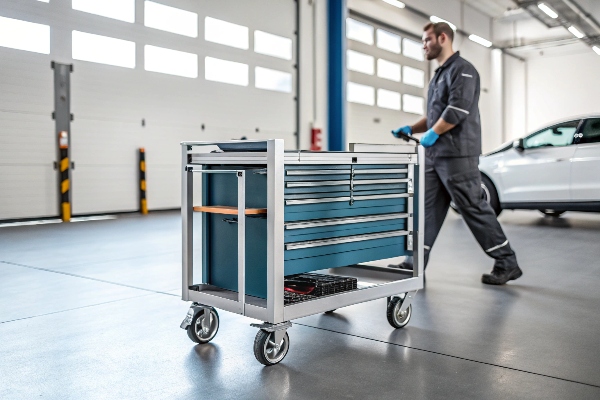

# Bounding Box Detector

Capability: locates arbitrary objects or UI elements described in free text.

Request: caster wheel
[187,308,219,344]
[324,309,337,314]
[254,330,290,366]
[386,297,412,329]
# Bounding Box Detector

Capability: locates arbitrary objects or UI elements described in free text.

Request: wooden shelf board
[193,205,267,215]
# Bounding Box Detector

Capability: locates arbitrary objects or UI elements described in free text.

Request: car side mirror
[552,127,561,135]
[513,139,524,152]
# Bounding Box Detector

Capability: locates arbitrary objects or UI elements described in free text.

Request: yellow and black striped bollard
[139,148,148,215]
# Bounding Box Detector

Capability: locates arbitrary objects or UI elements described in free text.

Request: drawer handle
[286,178,409,188]
[285,230,409,250]
[285,193,410,206]
[286,168,408,175]
[285,213,409,230]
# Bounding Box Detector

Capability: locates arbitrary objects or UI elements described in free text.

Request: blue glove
[420,128,439,147]
[391,125,412,138]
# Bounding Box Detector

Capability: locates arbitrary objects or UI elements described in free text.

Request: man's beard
[426,42,442,60]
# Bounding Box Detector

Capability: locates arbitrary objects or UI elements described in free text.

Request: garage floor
[1,210,599,399]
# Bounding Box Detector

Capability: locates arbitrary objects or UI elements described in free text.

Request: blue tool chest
[202,162,415,299]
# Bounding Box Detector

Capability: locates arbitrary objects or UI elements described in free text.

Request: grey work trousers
[411,156,518,270]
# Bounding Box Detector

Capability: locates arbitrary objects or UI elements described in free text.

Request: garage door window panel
[254,31,292,60]
[205,17,248,50]
[144,1,198,38]
[376,29,401,54]
[347,50,374,75]
[72,0,135,23]
[0,16,50,55]
[255,67,292,93]
[205,57,248,86]
[377,59,401,82]
[72,31,135,68]
[346,18,374,45]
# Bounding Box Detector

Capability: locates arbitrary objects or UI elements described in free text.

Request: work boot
[481,266,523,285]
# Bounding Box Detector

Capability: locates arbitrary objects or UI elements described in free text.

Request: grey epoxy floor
[1,210,600,399]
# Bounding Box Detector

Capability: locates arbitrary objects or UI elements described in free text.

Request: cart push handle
[391,130,421,145]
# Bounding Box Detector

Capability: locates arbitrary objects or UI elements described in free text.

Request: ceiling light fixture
[430,16,457,31]
[593,46,600,56]
[567,25,585,38]
[381,0,405,9]
[537,3,558,19]
[468,34,492,48]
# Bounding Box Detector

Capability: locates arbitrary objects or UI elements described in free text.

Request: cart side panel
[205,166,268,299]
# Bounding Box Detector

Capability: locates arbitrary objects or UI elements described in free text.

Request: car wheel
[482,175,502,216]
[539,210,565,218]
[450,175,502,216]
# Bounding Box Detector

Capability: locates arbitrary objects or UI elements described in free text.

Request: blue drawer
[285,197,408,222]
[284,217,407,242]
[284,234,405,261]
[283,240,407,276]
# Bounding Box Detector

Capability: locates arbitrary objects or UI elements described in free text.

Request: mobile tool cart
[179,140,424,365]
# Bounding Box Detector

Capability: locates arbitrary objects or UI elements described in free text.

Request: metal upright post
[267,140,285,323]
[237,170,246,315]
[52,62,73,221]
[182,145,193,301]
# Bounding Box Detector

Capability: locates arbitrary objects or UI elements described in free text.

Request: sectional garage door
[0,0,297,219]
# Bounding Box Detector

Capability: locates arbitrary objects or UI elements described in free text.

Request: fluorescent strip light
[537,3,558,19]
[468,34,492,48]
[568,26,584,38]
[381,0,405,9]
[430,16,457,31]
[593,46,600,56]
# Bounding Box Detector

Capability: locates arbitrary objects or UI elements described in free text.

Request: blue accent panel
[328,0,346,151]
[284,242,407,275]
[285,219,406,241]
[285,236,404,260]
[205,166,269,298]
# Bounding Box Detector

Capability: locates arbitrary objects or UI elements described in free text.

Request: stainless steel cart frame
[180,139,424,365]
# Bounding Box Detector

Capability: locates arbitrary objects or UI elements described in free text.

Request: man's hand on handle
[391,125,412,138]
[420,128,440,148]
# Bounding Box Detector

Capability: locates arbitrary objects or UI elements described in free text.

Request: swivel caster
[386,296,412,329]
[186,307,219,344]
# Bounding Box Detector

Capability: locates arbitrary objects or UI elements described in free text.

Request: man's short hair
[424,22,454,42]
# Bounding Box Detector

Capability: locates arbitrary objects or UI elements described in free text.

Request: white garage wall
[526,51,600,132]
[504,55,527,141]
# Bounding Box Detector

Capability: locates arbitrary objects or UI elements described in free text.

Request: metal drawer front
[285,213,408,230]
[285,193,410,206]
[285,230,409,250]
[286,178,410,188]
[286,168,408,175]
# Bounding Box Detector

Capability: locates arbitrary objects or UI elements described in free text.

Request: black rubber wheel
[540,210,565,218]
[186,308,219,344]
[253,330,290,366]
[450,175,501,217]
[386,297,412,329]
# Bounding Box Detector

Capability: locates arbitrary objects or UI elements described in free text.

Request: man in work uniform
[390,22,522,285]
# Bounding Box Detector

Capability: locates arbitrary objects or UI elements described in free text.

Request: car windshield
[524,121,579,149]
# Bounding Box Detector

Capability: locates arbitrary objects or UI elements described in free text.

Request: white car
[476,116,600,217]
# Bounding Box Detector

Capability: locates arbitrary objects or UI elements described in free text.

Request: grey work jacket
[426,51,482,158]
